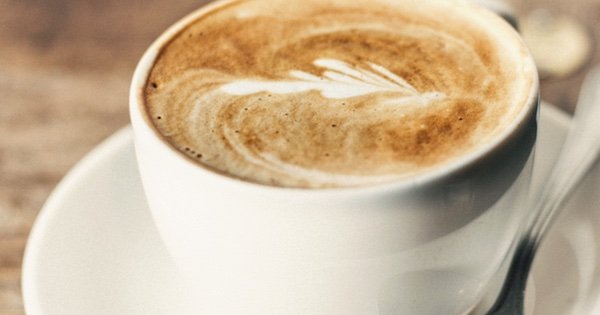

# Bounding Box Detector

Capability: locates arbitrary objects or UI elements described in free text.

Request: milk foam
[221,59,445,103]
[144,0,536,188]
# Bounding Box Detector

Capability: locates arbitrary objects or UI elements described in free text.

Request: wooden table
[0,1,599,314]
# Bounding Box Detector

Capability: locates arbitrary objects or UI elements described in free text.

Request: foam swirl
[144,0,536,188]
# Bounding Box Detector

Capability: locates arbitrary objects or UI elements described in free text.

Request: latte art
[221,58,446,104]
[144,0,536,188]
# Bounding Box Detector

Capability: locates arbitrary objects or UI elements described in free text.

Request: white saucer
[21,104,600,315]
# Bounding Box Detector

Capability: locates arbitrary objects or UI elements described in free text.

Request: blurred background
[0,0,599,314]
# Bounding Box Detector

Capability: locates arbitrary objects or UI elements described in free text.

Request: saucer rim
[20,103,571,314]
[21,126,133,315]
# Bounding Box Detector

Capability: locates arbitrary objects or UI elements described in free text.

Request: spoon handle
[529,66,600,248]
[487,65,600,315]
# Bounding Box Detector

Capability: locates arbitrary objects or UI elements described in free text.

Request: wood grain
[0,0,598,314]
[0,1,210,313]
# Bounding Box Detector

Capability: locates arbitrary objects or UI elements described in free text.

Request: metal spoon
[487,65,600,315]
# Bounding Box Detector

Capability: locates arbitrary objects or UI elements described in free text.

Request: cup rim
[129,0,540,195]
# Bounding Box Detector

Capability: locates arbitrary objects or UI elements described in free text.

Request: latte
[143,0,536,188]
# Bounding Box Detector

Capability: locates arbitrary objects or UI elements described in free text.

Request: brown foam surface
[144,0,536,188]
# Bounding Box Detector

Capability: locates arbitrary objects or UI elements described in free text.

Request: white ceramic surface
[22,104,600,314]
[128,2,541,312]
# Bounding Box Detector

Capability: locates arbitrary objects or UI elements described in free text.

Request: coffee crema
[143,0,536,188]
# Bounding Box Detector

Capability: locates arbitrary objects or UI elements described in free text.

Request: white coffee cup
[130,1,539,314]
